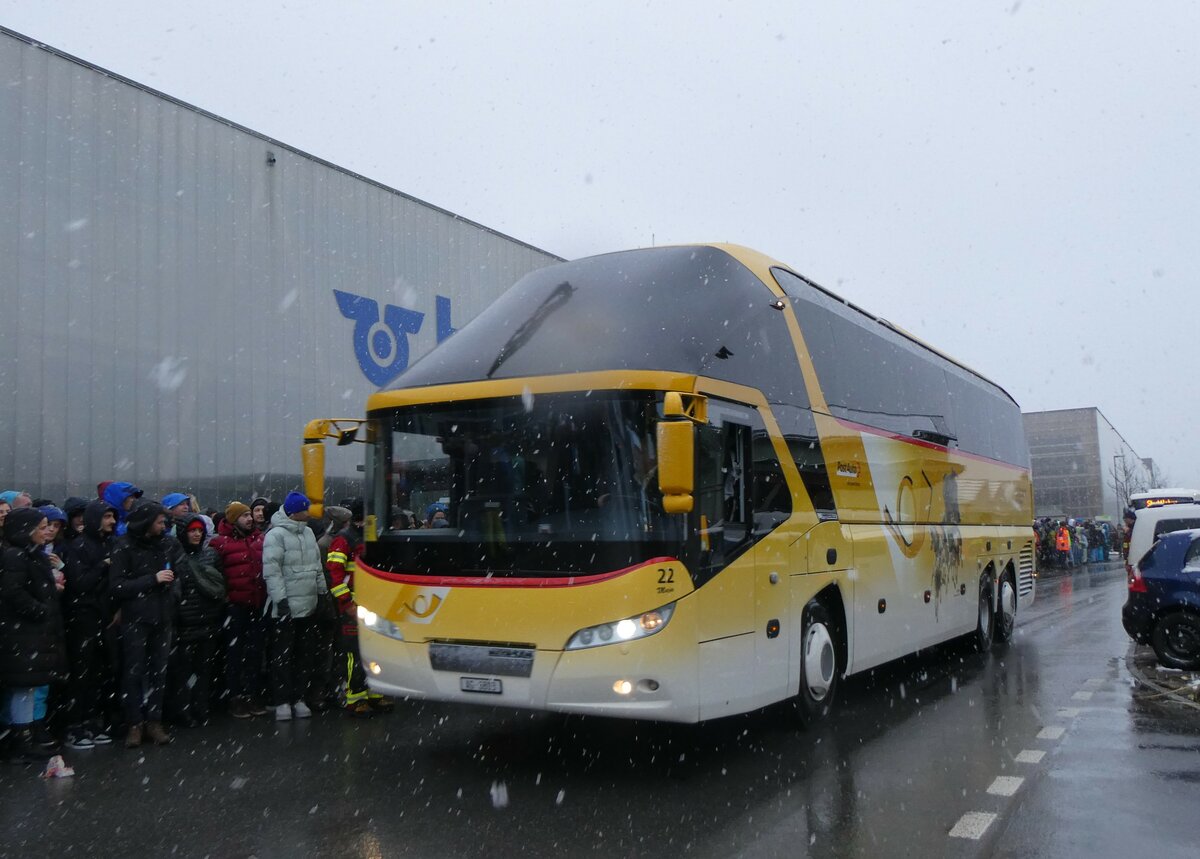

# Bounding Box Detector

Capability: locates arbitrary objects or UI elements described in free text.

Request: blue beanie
[161,492,190,511]
[283,491,310,516]
[38,504,67,524]
[425,501,448,520]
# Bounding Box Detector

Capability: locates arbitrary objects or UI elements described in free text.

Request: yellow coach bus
[302,245,1035,725]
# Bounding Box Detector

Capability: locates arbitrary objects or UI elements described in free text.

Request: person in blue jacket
[102,482,144,536]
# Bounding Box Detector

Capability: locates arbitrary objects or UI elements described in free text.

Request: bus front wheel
[796,600,839,728]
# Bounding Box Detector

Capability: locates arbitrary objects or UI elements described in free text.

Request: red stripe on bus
[358,556,680,588]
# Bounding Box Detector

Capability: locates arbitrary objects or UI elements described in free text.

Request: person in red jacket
[209,502,267,718]
[325,499,392,716]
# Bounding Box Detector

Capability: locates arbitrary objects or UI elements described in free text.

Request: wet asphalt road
[2,561,1197,858]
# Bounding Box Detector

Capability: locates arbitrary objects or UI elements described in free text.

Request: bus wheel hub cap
[1001,581,1016,625]
[805,623,835,701]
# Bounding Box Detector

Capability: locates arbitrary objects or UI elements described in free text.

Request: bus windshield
[369,391,687,577]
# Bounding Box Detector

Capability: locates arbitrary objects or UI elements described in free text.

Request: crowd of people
[0,482,395,767]
[1033,515,1127,570]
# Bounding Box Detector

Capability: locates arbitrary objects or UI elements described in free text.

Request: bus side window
[696,422,752,559]
[722,422,751,544]
[752,430,792,534]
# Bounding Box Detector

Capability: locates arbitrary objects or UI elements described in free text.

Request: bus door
[695,401,793,708]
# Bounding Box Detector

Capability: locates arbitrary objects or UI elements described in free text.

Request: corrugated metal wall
[0,28,561,506]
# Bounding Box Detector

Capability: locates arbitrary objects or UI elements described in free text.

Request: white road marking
[1057,708,1081,718]
[1071,691,1094,701]
[1015,749,1045,764]
[1038,725,1065,740]
[987,776,1025,796]
[950,811,997,840]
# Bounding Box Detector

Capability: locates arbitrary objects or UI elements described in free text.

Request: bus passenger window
[752,431,792,534]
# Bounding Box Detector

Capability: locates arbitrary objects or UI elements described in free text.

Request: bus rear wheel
[973,574,995,653]
[796,600,839,728]
[995,572,1017,643]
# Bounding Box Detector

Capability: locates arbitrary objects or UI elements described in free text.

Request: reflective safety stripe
[344,653,367,704]
[330,583,350,597]
[327,551,349,564]
[345,561,358,573]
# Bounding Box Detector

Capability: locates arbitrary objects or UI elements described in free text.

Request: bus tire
[995,571,1017,643]
[796,599,839,728]
[973,574,995,653]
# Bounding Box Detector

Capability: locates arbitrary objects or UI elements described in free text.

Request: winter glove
[277,598,291,620]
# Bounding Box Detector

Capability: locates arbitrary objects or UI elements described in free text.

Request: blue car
[1123,528,1200,670]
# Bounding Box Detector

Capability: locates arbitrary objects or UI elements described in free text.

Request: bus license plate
[460,677,503,694]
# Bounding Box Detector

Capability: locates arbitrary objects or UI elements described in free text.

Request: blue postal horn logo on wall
[334,290,456,386]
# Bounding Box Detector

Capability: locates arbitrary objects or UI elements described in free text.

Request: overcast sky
[4,1,1198,485]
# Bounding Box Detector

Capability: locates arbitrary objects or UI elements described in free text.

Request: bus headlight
[357,604,404,641]
[565,603,675,650]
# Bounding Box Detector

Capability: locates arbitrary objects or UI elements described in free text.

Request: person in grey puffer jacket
[262,492,331,720]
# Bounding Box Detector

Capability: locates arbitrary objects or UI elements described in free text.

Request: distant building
[1022,408,1150,521]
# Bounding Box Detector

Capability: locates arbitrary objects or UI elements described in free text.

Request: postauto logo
[334,290,456,386]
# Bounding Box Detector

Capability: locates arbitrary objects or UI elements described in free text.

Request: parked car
[1124,503,1200,573]
[1123,528,1200,670]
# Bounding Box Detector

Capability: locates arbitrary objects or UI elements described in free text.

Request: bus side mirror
[337,427,359,446]
[657,421,694,514]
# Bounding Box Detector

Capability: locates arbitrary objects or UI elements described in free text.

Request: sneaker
[65,731,95,750]
[306,698,329,713]
[229,698,251,720]
[145,721,173,746]
[292,701,312,719]
[90,729,113,746]
[275,704,293,722]
[247,700,269,717]
[125,724,144,749]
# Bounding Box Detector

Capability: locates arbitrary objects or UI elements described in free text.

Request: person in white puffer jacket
[262,492,331,721]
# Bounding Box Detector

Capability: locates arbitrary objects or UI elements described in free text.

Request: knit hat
[225,501,251,523]
[3,507,46,546]
[283,491,310,516]
[0,490,20,506]
[162,492,191,511]
[38,505,67,524]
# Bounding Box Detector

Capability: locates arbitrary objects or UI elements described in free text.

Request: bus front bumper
[359,626,701,723]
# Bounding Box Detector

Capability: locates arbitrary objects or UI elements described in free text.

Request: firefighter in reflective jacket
[1055,522,1073,569]
[324,499,393,716]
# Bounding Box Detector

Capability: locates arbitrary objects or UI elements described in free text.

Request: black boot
[31,720,59,751]
[2,727,44,766]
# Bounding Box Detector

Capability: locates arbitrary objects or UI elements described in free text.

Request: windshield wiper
[487,281,576,377]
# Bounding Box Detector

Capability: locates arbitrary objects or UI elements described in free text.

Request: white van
[1127,502,1200,569]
